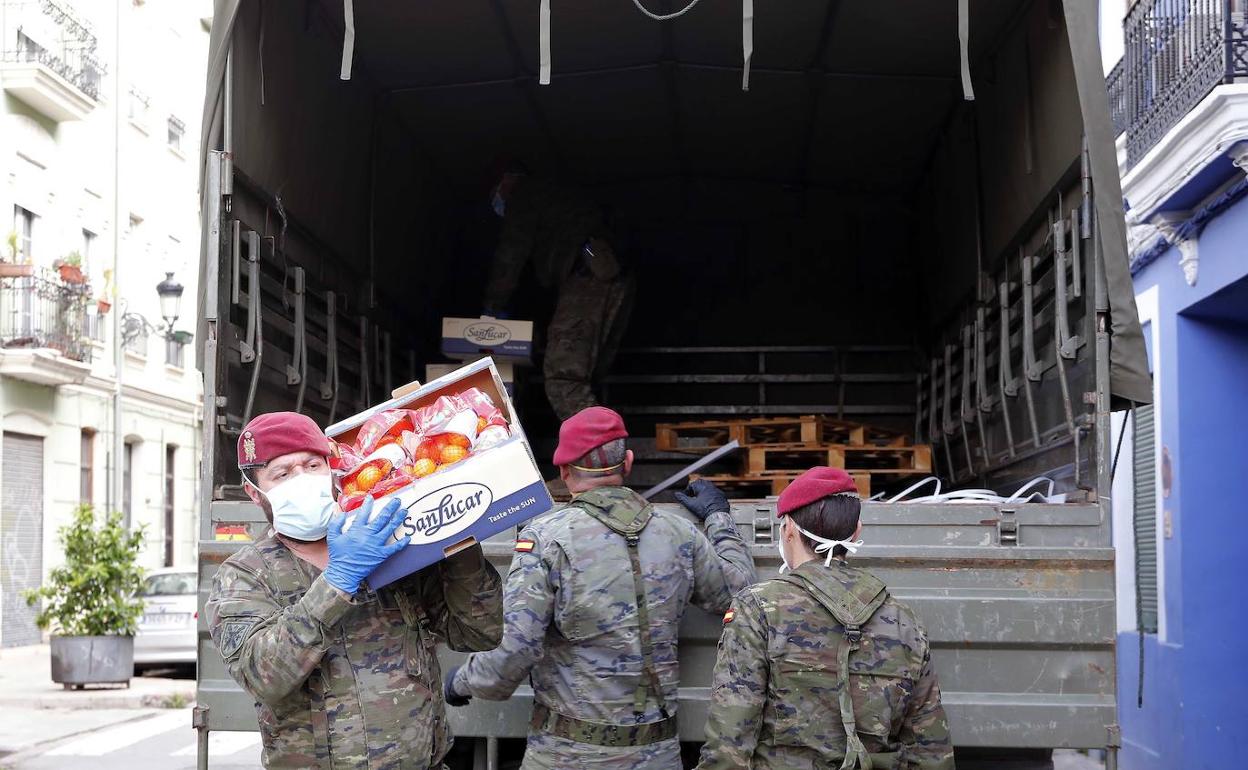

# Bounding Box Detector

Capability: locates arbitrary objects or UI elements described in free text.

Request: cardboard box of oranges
[324,357,553,588]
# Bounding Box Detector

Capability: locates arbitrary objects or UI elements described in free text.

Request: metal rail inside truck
[194,1,1149,768]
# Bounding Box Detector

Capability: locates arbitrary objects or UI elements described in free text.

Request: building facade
[1103,0,1248,767]
[0,0,210,647]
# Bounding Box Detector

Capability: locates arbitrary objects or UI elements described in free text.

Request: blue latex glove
[322,496,410,595]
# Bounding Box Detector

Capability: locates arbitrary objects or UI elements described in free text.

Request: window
[82,229,95,264]
[80,429,95,505]
[127,213,143,234]
[127,86,150,127]
[163,444,176,566]
[123,441,135,519]
[13,206,35,262]
[1133,404,1159,634]
[167,116,184,152]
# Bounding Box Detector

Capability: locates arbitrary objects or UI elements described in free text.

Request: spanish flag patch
[723,609,736,625]
[515,539,536,553]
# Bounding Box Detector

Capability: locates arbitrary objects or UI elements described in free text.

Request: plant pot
[97,299,112,314]
[50,635,134,689]
[57,264,85,284]
[0,263,34,278]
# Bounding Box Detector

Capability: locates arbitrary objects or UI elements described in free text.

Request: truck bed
[197,497,1114,749]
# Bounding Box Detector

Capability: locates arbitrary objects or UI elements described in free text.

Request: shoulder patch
[723,608,736,625]
[218,619,256,660]
[515,539,536,553]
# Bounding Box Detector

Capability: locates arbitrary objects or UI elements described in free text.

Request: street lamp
[156,271,184,333]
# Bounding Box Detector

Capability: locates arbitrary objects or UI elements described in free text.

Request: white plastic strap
[1005,476,1056,503]
[539,0,552,85]
[340,0,355,81]
[958,0,974,100]
[742,0,753,91]
[886,476,942,503]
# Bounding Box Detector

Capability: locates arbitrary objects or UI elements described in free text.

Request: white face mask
[777,516,864,573]
[262,472,336,541]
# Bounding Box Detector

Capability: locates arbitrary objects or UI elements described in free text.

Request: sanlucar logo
[399,482,493,545]
[464,322,512,346]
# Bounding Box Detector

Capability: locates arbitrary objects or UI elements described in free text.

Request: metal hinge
[998,508,1018,546]
[753,507,774,544]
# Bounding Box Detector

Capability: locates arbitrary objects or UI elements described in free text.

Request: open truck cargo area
[195,1,1147,767]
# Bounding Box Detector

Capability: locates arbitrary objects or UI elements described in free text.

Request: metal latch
[753,507,774,544]
[998,507,1018,546]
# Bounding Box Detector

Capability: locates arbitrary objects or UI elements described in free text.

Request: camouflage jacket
[484,177,612,311]
[697,560,954,770]
[455,487,757,769]
[206,535,503,769]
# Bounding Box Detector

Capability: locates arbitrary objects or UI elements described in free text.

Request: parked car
[134,568,197,674]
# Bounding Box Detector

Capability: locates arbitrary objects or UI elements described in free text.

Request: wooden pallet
[656,415,909,453]
[693,472,872,498]
[745,443,932,475]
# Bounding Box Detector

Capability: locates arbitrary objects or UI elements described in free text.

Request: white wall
[0,0,210,595]
[1100,0,1127,74]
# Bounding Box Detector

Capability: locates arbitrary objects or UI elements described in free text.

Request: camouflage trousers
[544,269,636,420]
[522,732,680,770]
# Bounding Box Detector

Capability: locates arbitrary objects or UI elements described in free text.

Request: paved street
[0,709,261,770]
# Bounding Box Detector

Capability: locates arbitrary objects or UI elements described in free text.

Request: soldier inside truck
[200,1,1149,768]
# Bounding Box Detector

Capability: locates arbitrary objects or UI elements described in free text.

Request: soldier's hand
[675,479,731,521]
[323,496,410,595]
[444,666,471,707]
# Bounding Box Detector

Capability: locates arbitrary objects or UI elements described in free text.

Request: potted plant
[0,231,34,278]
[97,296,112,314]
[23,506,147,689]
[55,251,85,284]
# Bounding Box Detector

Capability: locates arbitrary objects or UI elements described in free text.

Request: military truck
[194,1,1146,768]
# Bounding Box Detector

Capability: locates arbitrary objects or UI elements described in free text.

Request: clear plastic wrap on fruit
[473,424,511,450]
[459,387,507,429]
[354,410,414,456]
[328,439,364,477]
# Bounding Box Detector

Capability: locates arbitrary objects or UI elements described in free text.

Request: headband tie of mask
[777,509,864,573]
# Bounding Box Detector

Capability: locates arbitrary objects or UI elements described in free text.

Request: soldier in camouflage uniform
[698,466,954,770]
[205,411,504,769]
[445,406,757,769]
[485,169,635,419]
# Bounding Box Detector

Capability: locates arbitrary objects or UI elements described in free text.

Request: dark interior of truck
[215,0,1106,498]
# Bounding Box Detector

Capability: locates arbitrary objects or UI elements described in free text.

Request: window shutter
[1132,404,1159,633]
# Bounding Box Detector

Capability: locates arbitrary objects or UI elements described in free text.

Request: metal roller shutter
[2,432,45,647]
[1132,404,1158,633]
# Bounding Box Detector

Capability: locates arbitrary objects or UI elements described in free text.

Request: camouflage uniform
[698,559,954,770]
[206,535,503,769]
[454,486,757,770]
[484,177,634,419]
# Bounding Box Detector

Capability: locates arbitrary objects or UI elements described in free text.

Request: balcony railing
[1114,0,1248,168]
[1,0,104,100]
[0,267,93,363]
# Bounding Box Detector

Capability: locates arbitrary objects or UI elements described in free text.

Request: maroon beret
[238,411,332,469]
[553,406,628,467]
[777,466,859,517]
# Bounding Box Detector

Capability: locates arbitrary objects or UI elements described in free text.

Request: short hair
[786,493,861,557]
[567,438,627,481]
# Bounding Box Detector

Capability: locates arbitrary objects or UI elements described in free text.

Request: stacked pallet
[655,415,931,498]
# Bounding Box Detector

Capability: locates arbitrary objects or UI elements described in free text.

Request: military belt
[529,704,678,747]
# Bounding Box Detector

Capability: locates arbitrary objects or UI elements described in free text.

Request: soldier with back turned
[445,406,757,769]
[697,466,955,770]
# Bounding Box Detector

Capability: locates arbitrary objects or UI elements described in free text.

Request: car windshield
[141,573,196,596]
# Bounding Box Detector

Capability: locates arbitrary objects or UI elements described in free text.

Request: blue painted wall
[1116,191,1248,769]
